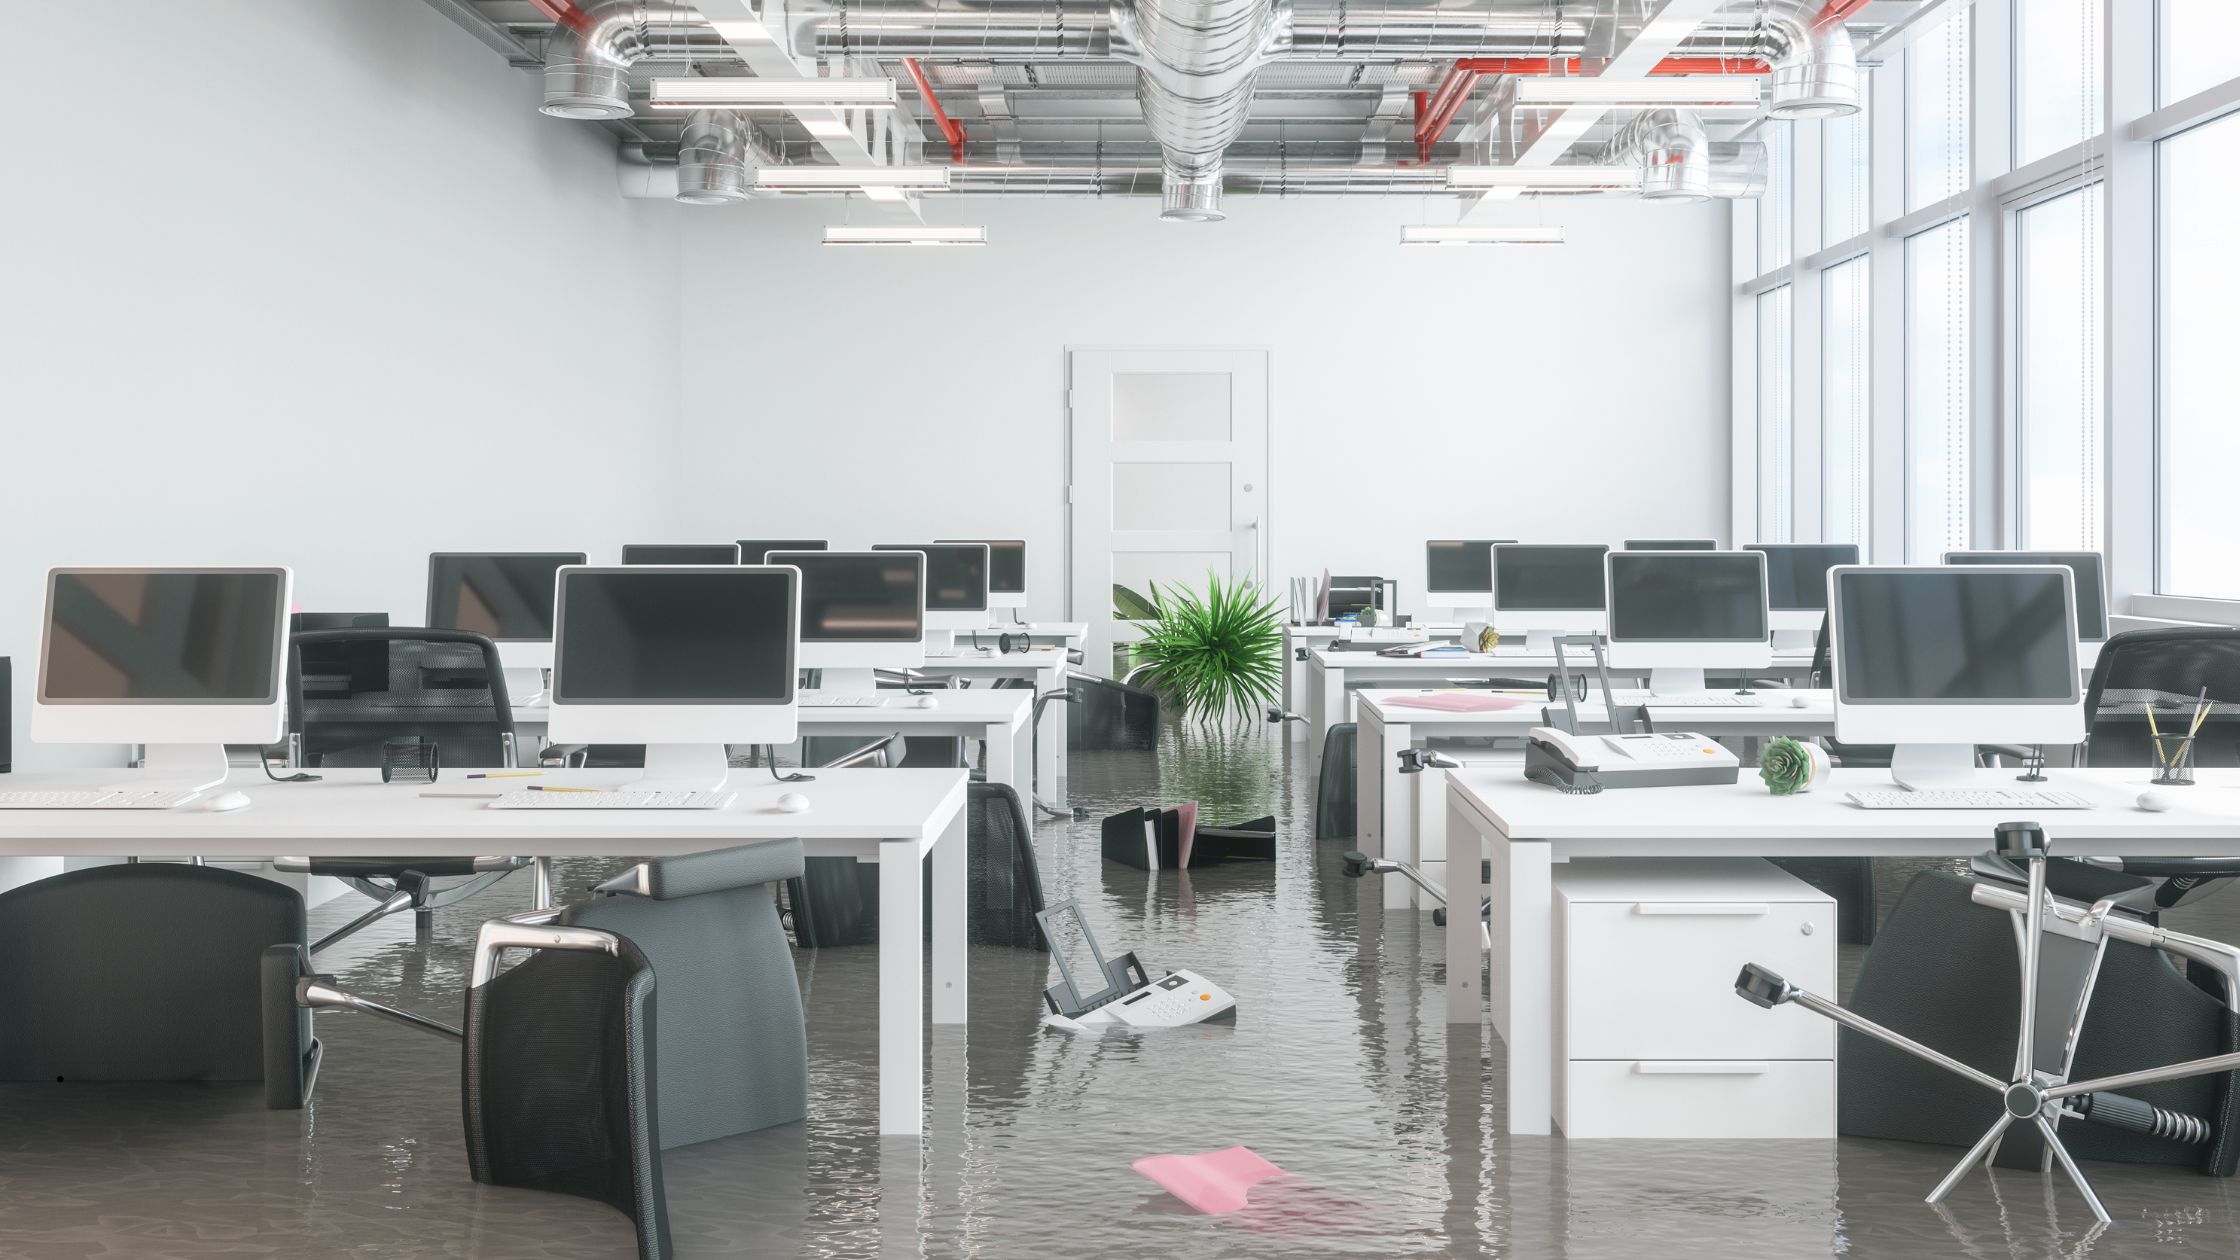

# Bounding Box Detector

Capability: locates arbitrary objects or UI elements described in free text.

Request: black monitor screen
[1945,551,2108,641]
[1833,569,2078,703]
[553,569,795,704]
[739,539,826,563]
[938,540,1026,594]
[777,551,924,643]
[1609,553,1767,642]
[622,544,742,566]
[1494,546,1609,611]
[875,544,987,612]
[427,553,584,641]
[42,569,286,703]
[1625,539,1717,551]
[1750,543,1860,612]
[1427,540,1505,594]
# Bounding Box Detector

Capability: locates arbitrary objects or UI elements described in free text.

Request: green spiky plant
[1127,572,1284,723]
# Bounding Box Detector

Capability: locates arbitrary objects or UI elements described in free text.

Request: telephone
[1037,900,1237,1031]
[1524,725,1741,793]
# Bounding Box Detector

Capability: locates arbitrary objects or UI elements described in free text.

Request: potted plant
[1124,573,1284,723]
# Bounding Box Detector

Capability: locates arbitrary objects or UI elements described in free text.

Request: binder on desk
[1101,806,1277,871]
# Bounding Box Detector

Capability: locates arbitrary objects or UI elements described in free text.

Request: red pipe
[903,57,968,162]
[525,0,595,34]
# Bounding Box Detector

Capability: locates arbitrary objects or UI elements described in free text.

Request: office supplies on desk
[1384,693,1533,713]
[528,784,601,793]
[1378,642,1465,658]
[465,771,541,779]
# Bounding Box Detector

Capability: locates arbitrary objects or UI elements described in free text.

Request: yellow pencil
[2189,688,2213,739]
[527,785,601,794]
[466,771,543,779]
[2147,702,2165,765]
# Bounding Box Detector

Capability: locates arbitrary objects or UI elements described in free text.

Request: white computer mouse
[775,792,812,814]
[913,694,940,709]
[2137,790,2172,813]
[202,791,252,813]
[1790,693,1813,709]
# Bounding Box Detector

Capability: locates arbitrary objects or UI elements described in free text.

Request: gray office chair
[1314,723,1358,842]
[785,780,1050,950]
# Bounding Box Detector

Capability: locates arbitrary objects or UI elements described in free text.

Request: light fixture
[1512,76,1763,113]
[824,225,988,247]
[758,166,952,190]
[1398,225,1565,247]
[1446,165,1645,190]
[648,77,899,111]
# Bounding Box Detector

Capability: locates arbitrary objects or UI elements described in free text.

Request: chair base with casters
[0,864,318,1108]
[1736,821,2240,1225]
[274,855,533,951]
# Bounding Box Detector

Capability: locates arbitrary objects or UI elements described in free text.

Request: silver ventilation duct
[1753,0,1859,118]
[1705,140,1768,198]
[1599,108,1708,201]
[541,1,710,120]
[1111,0,1295,221]
[675,110,766,203]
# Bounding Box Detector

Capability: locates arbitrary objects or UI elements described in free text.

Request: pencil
[465,771,542,779]
[527,785,602,794]
[2148,702,2165,765]
[2189,687,2213,739]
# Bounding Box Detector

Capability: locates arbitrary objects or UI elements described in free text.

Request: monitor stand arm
[819,668,877,695]
[503,666,547,709]
[1647,667,1707,697]
[1888,744,1978,791]
[117,744,231,795]
[1771,627,1816,654]
[628,744,731,795]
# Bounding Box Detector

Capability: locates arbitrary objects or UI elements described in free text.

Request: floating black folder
[1100,805,1276,871]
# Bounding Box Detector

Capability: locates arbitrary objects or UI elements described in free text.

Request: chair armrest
[593,840,807,900]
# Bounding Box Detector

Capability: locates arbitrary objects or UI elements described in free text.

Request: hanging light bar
[757,167,953,190]
[1398,225,1565,247]
[824,225,988,247]
[1445,165,1645,190]
[1512,76,1763,113]
[648,77,899,111]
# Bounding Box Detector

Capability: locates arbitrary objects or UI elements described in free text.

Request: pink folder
[1382,693,1533,713]
[1173,801,1199,869]
[1132,1146,1286,1214]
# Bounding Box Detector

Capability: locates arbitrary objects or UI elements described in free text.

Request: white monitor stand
[1768,610,1821,655]
[1886,744,1980,791]
[1647,667,1710,696]
[634,744,732,794]
[127,744,234,795]
[1771,627,1817,654]
[815,667,878,694]
[1430,600,1494,625]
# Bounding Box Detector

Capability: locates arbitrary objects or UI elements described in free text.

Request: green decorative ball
[1759,737,1824,796]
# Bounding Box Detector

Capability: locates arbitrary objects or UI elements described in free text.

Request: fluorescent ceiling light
[1446,165,1645,190]
[757,166,952,190]
[824,225,987,247]
[1399,224,1564,247]
[1512,76,1763,112]
[648,77,898,110]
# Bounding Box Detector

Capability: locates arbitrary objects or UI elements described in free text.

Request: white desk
[914,646,1071,801]
[0,766,968,1139]
[512,691,1032,796]
[1281,624,1466,735]
[1355,689,1838,911]
[1440,765,2240,1136]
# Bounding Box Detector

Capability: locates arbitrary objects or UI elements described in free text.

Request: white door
[1067,348,1270,675]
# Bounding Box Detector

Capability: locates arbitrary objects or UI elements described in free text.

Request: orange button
[1199,994,1211,1001]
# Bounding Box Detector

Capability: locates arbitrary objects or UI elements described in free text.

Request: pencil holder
[381,740,441,785]
[2154,736,2197,787]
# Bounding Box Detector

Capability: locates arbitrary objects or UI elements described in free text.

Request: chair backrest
[290,628,515,769]
[2083,627,2240,768]
[1315,723,1357,842]
[0,864,305,1082]
[966,781,1048,950]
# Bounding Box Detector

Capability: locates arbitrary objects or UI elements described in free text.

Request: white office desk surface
[913,646,1071,803]
[1353,689,1837,912]
[1435,765,2240,1137]
[0,766,966,1139]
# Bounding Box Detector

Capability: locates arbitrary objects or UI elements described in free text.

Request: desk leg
[1356,709,1386,859]
[1281,634,1302,738]
[878,837,926,1137]
[984,721,1018,793]
[1445,794,1486,1028]
[1487,827,1553,1137]
[1376,721,1416,911]
[1036,663,1065,806]
[931,808,967,1026]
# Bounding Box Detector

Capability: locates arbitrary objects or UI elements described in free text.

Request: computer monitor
[937,539,1027,612]
[1326,576,1386,621]
[1426,540,1514,613]
[773,550,925,681]
[425,552,584,704]
[874,543,989,647]
[739,539,827,563]
[1944,551,2108,666]
[549,565,799,792]
[1749,542,1861,647]
[621,543,743,566]
[1605,551,1771,694]
[35,566,294,794]
[1829,565,2084,790]
[1491,545,1609,651]
[1624,539,1718,551]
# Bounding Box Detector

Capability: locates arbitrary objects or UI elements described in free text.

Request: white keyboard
[1632,693,1766,709]
[801,694,887,709]
[0,789,202,810]
[1847,787,2095,811]
[487,790,736,811]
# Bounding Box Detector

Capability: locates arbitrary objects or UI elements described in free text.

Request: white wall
[674,195,1731,623]
[0,2,685,769]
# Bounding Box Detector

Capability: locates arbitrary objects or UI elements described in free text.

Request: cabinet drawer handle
[1631,903,1769,916]
[1632,1061,1771,1076]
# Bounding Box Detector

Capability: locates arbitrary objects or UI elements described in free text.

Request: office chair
[0,864,318,1108]
[276,628,529,947]
[1067,672,1161,751]
[785,781,1050,950]
[1315,723,1358,842]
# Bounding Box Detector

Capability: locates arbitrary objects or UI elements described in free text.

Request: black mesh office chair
[1315,723,1358,842]
[785,781,1049,949]
[276,628,528,948]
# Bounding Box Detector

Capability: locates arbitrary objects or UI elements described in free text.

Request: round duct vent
[542,61,633,121]
[1160,171,1225,223]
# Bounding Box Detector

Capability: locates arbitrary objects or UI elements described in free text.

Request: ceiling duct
[1750,0,1859,118]
[541,1,711,120]
[1705,140,1767,198]
[1598,108,1708,201]
[1110,0,1295,221]
[675,110,766,203]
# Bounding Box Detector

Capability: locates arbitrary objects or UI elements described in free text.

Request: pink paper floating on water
[1131,1146,1286,1214]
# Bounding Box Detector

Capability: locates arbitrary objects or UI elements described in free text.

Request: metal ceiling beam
[421,0,543,66]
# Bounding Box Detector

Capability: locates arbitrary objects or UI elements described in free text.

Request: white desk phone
[1037,900,1236,1031]
[1521,634,1743,793]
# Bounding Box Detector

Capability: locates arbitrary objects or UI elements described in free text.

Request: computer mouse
[776,792,812,814]
[1790,693,1813,709]
[2137,790,2171,813]
[202,791,252,813]
[912,694,940,709]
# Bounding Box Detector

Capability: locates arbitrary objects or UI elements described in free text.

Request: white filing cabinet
[1552,858,1836,1139]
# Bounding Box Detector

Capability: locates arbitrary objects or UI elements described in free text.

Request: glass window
[1907,8,1971,211]
[1822,257,1871,547]
[2159,113,2240,597]
[2161,0,2240,106]
[1906,220,1971,559]
[1760,122,1795,273]
[2015,184,2105,553]
[1758,287,1795,544]
[2015,0,2103,166]
[1822,76,1871,245]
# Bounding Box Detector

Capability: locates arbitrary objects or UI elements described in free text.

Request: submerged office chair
[786,781,1049,950]
[277,628,530,947]
[0,865,318,1106]
[1067,672,1161,751]
[1315,724,1358,842]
